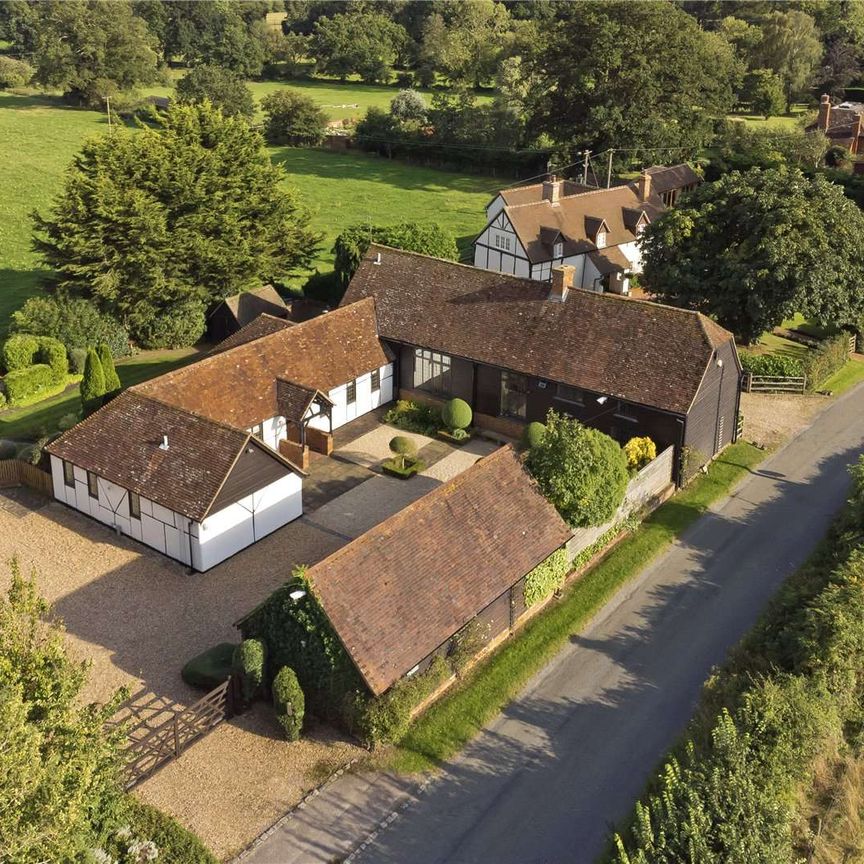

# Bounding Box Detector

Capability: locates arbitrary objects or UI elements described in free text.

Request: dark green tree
[641,168,864,344]
[80,348,106,414]
[32,101,320,347]
[176,65,255,118]
[261,90,328,146]
[741,68,786,117]
[523,1,739,156]
[96,343,121,396]
[313,9,407,82]
[819,37,862,99]
[333,222,459,288]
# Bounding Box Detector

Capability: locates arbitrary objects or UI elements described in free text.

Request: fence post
[173,718,181,757]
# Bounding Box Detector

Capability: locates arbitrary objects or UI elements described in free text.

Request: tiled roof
[498,178,594,208]
[209,313,293,355]
[137,298,392,430]
[220,285,288,328]
[344,246,734,415]
[276,378,332,423]
[309,447,571,695]
[46,391,299,521]
[504,181,664,264]
[644,164,701,195]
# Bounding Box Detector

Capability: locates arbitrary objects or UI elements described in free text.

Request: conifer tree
[96,343,121,396]
[80,348,106,415]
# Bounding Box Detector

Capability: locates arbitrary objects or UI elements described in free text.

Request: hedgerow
[802,332,850,390]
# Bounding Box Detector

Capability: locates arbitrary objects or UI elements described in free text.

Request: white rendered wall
[306,363,394,432]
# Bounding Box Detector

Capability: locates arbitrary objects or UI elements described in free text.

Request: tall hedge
[523,548,569,607]
[97,343,121,395]
[2,334,40,373]
[802,332,850,390]
[3,364,56,404]
[80,348,106,415]
[233,639,266,703]
[272,666,305,741]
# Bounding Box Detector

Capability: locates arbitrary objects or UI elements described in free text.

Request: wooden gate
[115,677,239,789]
[742,372,807,394]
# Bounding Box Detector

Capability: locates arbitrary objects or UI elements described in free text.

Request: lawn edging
[384,441,765,774]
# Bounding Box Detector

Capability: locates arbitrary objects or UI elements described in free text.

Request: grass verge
[821,357,864,396]
[385,441,765,773]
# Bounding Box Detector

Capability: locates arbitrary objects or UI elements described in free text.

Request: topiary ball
[522,421,547,450]
[441,398,472,432]
[389,435,416,457]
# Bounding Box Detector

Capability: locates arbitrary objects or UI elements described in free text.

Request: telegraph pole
[582,149,590,184]
[606,149,615,188]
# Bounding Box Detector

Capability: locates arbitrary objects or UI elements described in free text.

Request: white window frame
[63,460,75,488]
[129,491,141,520]
[595,230,607,248]
[346,380,357,405]
[413,349,452,396]
[494,233,512,252]
[371,369,381,393]
[553,241,563,259]
[87,471,98,499]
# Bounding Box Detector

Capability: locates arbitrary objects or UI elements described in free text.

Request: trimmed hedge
[3,364,56,404]
[181,643,236,691]
[521,421,546,451]
[2,334,40,372]
[441,398,472,432]
[272,666,305,741]
[524,547,569,607]
[119,797,217,864]
[233,639,266,703]
[738,351,803,377]
[802,332,850,390]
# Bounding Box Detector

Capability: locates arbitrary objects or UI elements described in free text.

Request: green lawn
[0,90,492,332]
[820,357,864,395]
[748,330,811,360]
[386,441,766,774]
[0,348,200,441]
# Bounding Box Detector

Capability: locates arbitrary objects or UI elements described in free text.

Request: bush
[739,351,803,377]
[802,332,850,390]
[383,399,440,435]
[521,421,547,451]
[58,412,79,431]
[233,639,267,703]
[623,436,657,472]
[176,65,255,118]
[80,348,106,415]
[69,347,88,375]
[38,337,68,381]
[389,435,417,469]
[0,391,5,410]
[0,56,33,89]
[441,398,472,432]
[261,90,328,146]
[272,666,305,741]
[97,343,121,395]
[127,298,206,349]
[447,619,490,676]
[2,334,39,372]
[181,643,236,691]
[523,547,570,607]
[526,410,629,528]
[119,797,217,864]
[3,364,56,404]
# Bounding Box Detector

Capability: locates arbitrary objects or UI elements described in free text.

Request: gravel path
[740,391,827,449]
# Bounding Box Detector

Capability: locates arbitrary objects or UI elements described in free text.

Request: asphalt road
[351,384,864,864]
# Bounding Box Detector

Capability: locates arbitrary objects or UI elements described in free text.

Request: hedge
[738,351,803,377]
[383,399,441,436]
[272,666,305,741]
[801,332,849,390]
[233,639,266,703]
[523,547,569,607]
[2,364,57,404]
[117,797,217,864]
[1,334,67,380]
[441,398,472,432]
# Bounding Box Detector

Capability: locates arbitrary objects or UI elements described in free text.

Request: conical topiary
[97,343,121,396]
[80,348,106,415]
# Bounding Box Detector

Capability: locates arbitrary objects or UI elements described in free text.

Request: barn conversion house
[344,245,741,481]
[46,299,394,570]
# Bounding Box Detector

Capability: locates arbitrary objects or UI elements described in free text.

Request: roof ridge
[132,389,250,437]
[504,181,640,212]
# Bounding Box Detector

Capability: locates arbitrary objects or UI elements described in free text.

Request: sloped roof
[309,447,571,696]
[46,391,300,521]
[498,178,594,208]
[137,298,392,430]
[276,378,332,423]
[344,246,734,416]
[644,164,701,195]
[217,285,288,328]
[209,313,294,355]
[503,181,665,264]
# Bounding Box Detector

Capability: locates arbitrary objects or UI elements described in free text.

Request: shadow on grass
[0,91,109,119]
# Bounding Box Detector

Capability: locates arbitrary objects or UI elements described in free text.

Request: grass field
[0,89,493,332]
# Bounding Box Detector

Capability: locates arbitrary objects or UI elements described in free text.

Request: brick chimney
[637,170,652,201]
[818,94,832,131]
[542,175,563,204]
[550,265,575,301]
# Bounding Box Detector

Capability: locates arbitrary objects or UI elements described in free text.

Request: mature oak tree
[176,65,255,118]
[641,168,864,344]
[32,101,319,348]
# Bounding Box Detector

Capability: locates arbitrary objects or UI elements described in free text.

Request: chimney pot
[159,435,169,450]
[550,265,575,301]
[638,170,652,201]
[542,176,563,204]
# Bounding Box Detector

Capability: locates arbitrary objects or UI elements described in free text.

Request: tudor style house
[344,245,741,481]
[46,299,394,570]
[474,164,700,293]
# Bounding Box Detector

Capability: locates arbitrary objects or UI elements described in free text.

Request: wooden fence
[742,372,807,394]
[114,677,239,789]
[0,459,53,495]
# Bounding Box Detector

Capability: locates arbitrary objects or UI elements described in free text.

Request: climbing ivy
[523,548,569,607]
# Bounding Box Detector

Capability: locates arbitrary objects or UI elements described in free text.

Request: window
[595,230,607,248]
[346,380,356,405]
[553,241,563,259]
[555,384,584,406]
[413,349,452,396]
[63,460,74,488]
[500,372,529,419]
[614,401,638,422]
[129,491,141,520]
[87,471,98,499]
[371,369,380,393]
[494,233,512,252]
[249,422,264,439]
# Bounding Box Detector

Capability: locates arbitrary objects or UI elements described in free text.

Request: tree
[333,222,459,288]
[260,29,310,79]
[0,56,33,89]
[176,65,255,118]
[754,10,823,112]
[819,37,862,99]
[32,101,320,347]
[80,348,106,414]
[523,1,739,157]
[641,168,864,344]
[389,88,428,124]
[17,0,159,106]
[0,559,125,860]
[97,343,121,396]
[313,10,407,82]
[525,410,628,528]
[741,69,786,117]
[261,90,328,146]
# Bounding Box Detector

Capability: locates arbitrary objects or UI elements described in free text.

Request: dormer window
[553,241,563,259]
[596,231,607,249]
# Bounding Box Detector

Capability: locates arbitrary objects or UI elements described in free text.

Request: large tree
[8,0,159,106]
[524,1,739,157]
[641,168,864,344]
[32,101,320,347]
[175,65,255,118]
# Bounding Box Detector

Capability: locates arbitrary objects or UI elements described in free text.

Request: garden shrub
[802,332,850,390]
[521,421,546,451]
[389,435,417,469]
[2,334,40,372]
[447,619,491,676]
[623,437,657,472]
[233,638,267,703]
[383,399,440,435]
[38,337,68,381]
[3,364,56,404]
[97,343,121,395]
[523,547,569,607]
[58,412,79,431]
[0,56,33,89]
[738,351,803,377]
[80,348,106,415]
[127,298,206,349]
[0,391,6,410]
[117,797,217,864]
[69,347,88,375]
[272,666,305,741]
[441,398,472,432]
[181,643,236,691]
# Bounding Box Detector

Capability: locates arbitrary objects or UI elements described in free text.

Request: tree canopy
[525,411,629,528]
[175,65,255,118]
[641,167,864,344]
[32,101,319,348]
[261,90,328,146]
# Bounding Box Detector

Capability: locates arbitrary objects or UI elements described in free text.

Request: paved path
[239,384,864,864]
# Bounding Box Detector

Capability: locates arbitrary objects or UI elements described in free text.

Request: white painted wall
[485,195,506,222]
[50,454,303,572]
[250,415,288,450]
[473,213,531,278]
[306,363,394,432]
